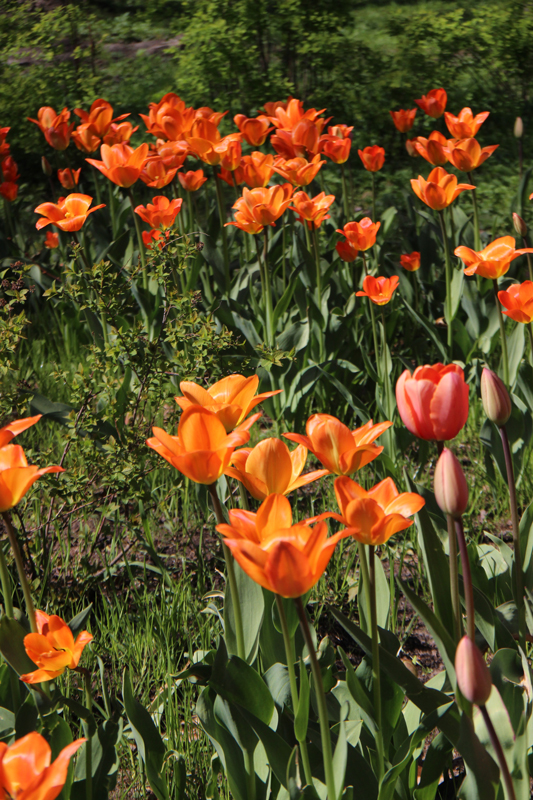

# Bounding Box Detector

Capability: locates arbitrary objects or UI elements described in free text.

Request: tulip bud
[514,117,524,139]
[434,448,468,519]
[513,212,527,237]
[41,156,52,177]
[481,367,512,427]
[455,635,492,706]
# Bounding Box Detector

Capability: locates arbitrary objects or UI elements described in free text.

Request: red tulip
[57,168,81,189]
[337,218,380,251]
[498,280,533,324]
[389,108,417,133]
[336,240,359,263]
[400,252,421,272]
[414,88,447,119]
[356,275,399,305]
[358,145,385,172]
[395,363,469,441]
[28,107,74,150]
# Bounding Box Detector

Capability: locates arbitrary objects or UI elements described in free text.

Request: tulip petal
[265,541,313,598]
[430,371,469,441]
[0,415,42,449]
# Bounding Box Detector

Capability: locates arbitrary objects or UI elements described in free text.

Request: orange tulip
[225,438,329,500]
[241,152,275,188]
[271,117,323,160]
[446,138,499,172]
[400,251,421,272]
[195,106,228,127]
[72,123,101,154]
[86,143,149,188]
[216,138,242,172]
[267,98,328,132]
[0,444,64,513]
[405,138,419,158]
[220,164,245,187]
[217,494,349,598]
[498,280,533,324]
[21,610,93,683]
[321,136,351,164]
[356,275,399,305]
[411,166,475,210]
[0,182,17,202]
[28,107,74,151]
[156,139,188,169]
[395,363,469,441]
[34,194,105,232]
[284,414,392,476]
[227,184,293,234]
[337,218,380,251]
[0,732,84,800]
[389,108,417,133]
[328,476,425,545]
[414,88,447,119]
[358,145,385,172]
[290,190,334,229]
[413,131,449,166]
[102,120,139,146]
[444,108,489,139]
[0,415,42,448]
[234,114,273,146]
[147,406,250,485]
[175,373,281,433]
[44,231,59,249]
[139,156,178,188]
[336,240,359,263]
[135,196,182,229]
[57,168,81,189]
[187,119,239,166]
[0,127,10,158]
[142,229,165,249]
[455,236,533,280]
[178,169,207,192]
[272,154,325,186]
[140,93,196,141]
[1,156,19,183]
[74,98,129,139]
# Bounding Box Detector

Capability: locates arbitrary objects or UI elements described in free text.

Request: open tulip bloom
[134,195,183,229]
[34,194,105,232]
[21,610,93,683]
[356,275,399,305]
[28,106,74,150]
[414,88,447,118]
[216,493,351,598]
[413,132,449,166]
[498,280,533,323]
[455,236,533,280]
[290,190,335,229]
[396,363,469,441]
[389,108,417,133]
[86,142,149,188]
[446,138,498,172]
[444,107,490,138]
[411,166,475,210]
[0,732,85,800]
[225,438,329,500]
[227,184,294,234]
[284,414,392,475]
[0,445,64,513]
[337,218,380,251]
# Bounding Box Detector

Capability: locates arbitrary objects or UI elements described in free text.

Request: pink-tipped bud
[513,212,527,237]
[481,367,512,427]
[514,117,524,139]
[455,635,492,706]
[434,448,468,519]
[41,156,52,177]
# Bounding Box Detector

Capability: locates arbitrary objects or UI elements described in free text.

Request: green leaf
[401,297,447,361]
[209,650,274,726]
[507,321,525,387]
[224,561,264,662]
[294,658,310,743]
[337,648,376,734]
[122,669,169,800]
[358,549,389,632]
[68,605,93,638]
[413,732,453,800]
[520,499,533,590]
[450,266,464,320]
[0,617,37,676]
[197,687,248,800]
[273,271,300,329]
[29,393,75,425]
[332,717,346,800]
[453,713,499,800]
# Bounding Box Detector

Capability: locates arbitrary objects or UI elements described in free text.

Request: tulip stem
[127,189,147,290]
[214,169,230,291]
[208,484,245,660]
[281,217,287,290]
[312,226,322,308]
[84,669,93,800]
[499,425,525,649]
[108,181,116,239]
[275,596,314,787]
[467,173,481,252]
[381,310,393,418]
[438,211,453,350]
[261,228,274,347]
[454,518,475,642]
[371,172,377,224]
[341,163,349,220]
[368,545,385,785]
[0,546,13,619]
[447,514,462,642]
[479,705,517,800]
[492,280,510,386]
[90,164,102,208]
[294,597,336,800]
[369,299,381,382]
[2,512,37,634]
[528,324,533,367]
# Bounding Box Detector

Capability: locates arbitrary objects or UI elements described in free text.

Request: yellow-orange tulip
[411,166,475,210]
[444,108,489,138]
[102,120,139,146]
[147,406,250,485]
[328,476,425,545]
[176,374,281,432]
[227,184,293,234]
[455,236,533,280]
[72,123,101,154]
[0,732,84,800]
[217,494,350,598]
[86,143,149,188]
[34,194,105,232]
[140,93,196,141]
[0,443,64,513]
[267,98,327,132]
[358,145,385,172]
[139,156,178,188]
[446,138,499,172]
[272,154,325,186]
[241,152,275,188]
[74,98,129,139]
[21,610,93,684]
[225,438,329,500]
[290,190,334,229]
[135,196,182,229]
[284,414,391,476]
[0,415,42,448]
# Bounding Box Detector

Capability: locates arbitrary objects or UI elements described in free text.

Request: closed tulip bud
[481,367,512,427]
[513,212,527,237]
[455,636,492,706]
[434,448,468,519]
[514,117,524,139]
[41,156,52,176]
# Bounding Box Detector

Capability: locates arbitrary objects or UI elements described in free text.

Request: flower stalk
[127,188,147,289]
[438,210,453,348]
[492,280,510,386]
[499,426,524,648]
[2,512,37,634]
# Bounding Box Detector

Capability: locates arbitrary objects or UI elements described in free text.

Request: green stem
[493,279,510,386]
[528,323,533,367]
[454,518,475,643]
[499,426,524,649]
[281,216,287,290]
[214,168,230,291]
[341,163,349,220]
[127,188,147,289]
[438,210,453,350]
[448,514,462,642]
[381,311,393,418]
[467,173,481,252]
[371,172,377,223]
[294,597,336,800]
[2,512,37,633]
[312,226,322,304]
[369,300,381,382]
[84,670,93,800]
[0,544,13,619]
[208,484,245,660]
[368,545,385,785]
[480,706,517,800]
[90,165,102,208]
[263,228,274,348]
[275,596,314,787]
[108,181,116,239]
